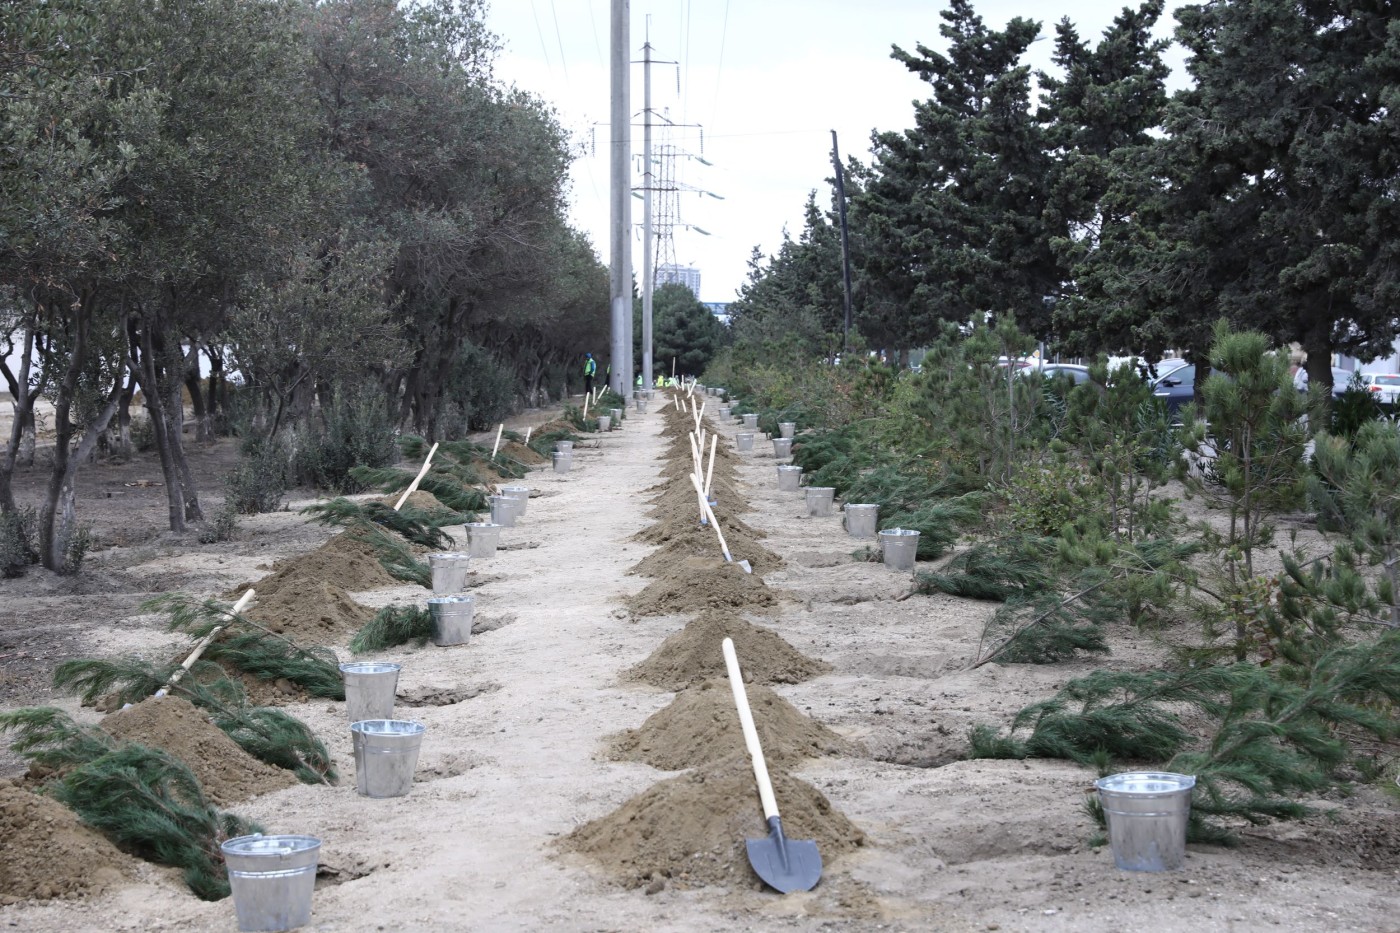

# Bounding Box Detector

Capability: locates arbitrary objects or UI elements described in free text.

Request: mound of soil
[630,521,780,577]
[627,557,779,617]
[249,532,403,597]
[610,678,856,770]
[0,783,138,904]
[626,610,830,690]
[533,419,578,436]
[563,755,864,888]
[247,580,375,644]
[378,490,452,514]
[501,440,546,465]
[101,697,297,805]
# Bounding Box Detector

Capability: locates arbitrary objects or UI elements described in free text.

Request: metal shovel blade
[746,816,822,893]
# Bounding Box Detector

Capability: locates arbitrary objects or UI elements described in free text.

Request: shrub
[292,386,398,493]
[197,503,240,544]
[130,415,156,453]
[0,506,38,577]
[444,343,516,431]
[225,434,290,514]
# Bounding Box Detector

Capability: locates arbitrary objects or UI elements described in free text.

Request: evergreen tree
[1180,322,1307,656]
[854,0,1054,343]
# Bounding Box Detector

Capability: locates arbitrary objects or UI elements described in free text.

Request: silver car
[1360,373,1400,406]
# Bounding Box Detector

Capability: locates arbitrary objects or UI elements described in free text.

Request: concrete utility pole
[610,0,632,398]
[830,130,855,355]
[641,40,654,392]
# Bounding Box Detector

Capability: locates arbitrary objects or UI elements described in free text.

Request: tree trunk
[206,345,225,432]
[0,326,39,513]
[169,370,204,523]
[39,299,126,572]
[114,373,136,459]
[1302,318,1334,396]
[185,351,211,443]
[135,323,187,532]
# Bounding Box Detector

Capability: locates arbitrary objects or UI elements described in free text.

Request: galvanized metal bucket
[777,465,804,492]
[878,528,920,572]
[350,720,426,798]
[488,494,519,528]
[222,834,321,932]
[596,415,610,432]
[735,432,755,452]
[778,422,796,439]
[718,406,731,419]
[635,396,647,413]
[499,485,529,517]
[427,594,475,646]
[340,662,400,723]
[1096,772,1196,871]
[554,440,574,453]
[772,437,793,459]
[805,486,835,517]
[609,407,622,427]
[465,522,501,558]
[427,552,469,595]
[741,413,759,429]
[552,451,572,473]
[844,503,879,538]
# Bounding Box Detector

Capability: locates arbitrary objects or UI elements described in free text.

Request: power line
[587,0,604,68]
[682,0,692,124]
[711,0,730,124]
[529,0,553,71]
[548,0,570,81]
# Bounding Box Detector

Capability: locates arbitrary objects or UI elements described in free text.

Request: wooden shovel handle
[156,589,256,698]
[722,637,780,821]
[394,442,439,511]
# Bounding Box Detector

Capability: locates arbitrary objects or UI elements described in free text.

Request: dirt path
[4,399,1399,931]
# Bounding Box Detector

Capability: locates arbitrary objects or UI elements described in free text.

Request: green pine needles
[0,708,262,900]
[349,604,436,653]
[52,658,336,785]
[969,630,1400,838]
[145,593,344,699]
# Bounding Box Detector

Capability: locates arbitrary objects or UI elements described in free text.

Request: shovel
[721,637,822,893]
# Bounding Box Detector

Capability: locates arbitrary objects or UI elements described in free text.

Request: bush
[225,434,290,514]
[130,415,156,453]
[0,506,38,577]
[197,503,240,544]
[1003,455,1107,538]
[292,386,398,493]
[61,523,93,576]
[444,343,516,432]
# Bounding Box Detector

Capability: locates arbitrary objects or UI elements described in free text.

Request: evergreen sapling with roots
[0,708,262,900]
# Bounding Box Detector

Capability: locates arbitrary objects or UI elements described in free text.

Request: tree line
[727,0,1399,383]
[1,0,611,570]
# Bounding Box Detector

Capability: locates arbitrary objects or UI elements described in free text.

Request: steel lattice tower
[652,141,680,282]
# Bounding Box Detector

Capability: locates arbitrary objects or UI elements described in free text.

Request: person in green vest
[654,374,665,388]
[635,373,643,388]
[583,353,596,395]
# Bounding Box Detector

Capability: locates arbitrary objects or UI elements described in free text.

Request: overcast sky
[482,0,1188,303]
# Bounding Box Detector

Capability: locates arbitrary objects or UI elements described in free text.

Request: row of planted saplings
[718,388,1197,875]
[716,403,919,574]
[227,480,556,932]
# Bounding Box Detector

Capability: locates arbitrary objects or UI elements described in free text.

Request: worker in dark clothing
[583,353,597,395]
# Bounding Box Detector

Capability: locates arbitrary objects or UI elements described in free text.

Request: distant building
[656,264,701,297]
[702,302,731,325]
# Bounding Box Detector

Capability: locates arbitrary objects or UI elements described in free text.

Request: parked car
[1034,363,1092,385]
[1292,366,1355,399]
[1360,373,1400,406]
[1151,365,1197,419]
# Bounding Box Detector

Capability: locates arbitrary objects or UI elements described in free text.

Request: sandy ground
[2,399,1399,931]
